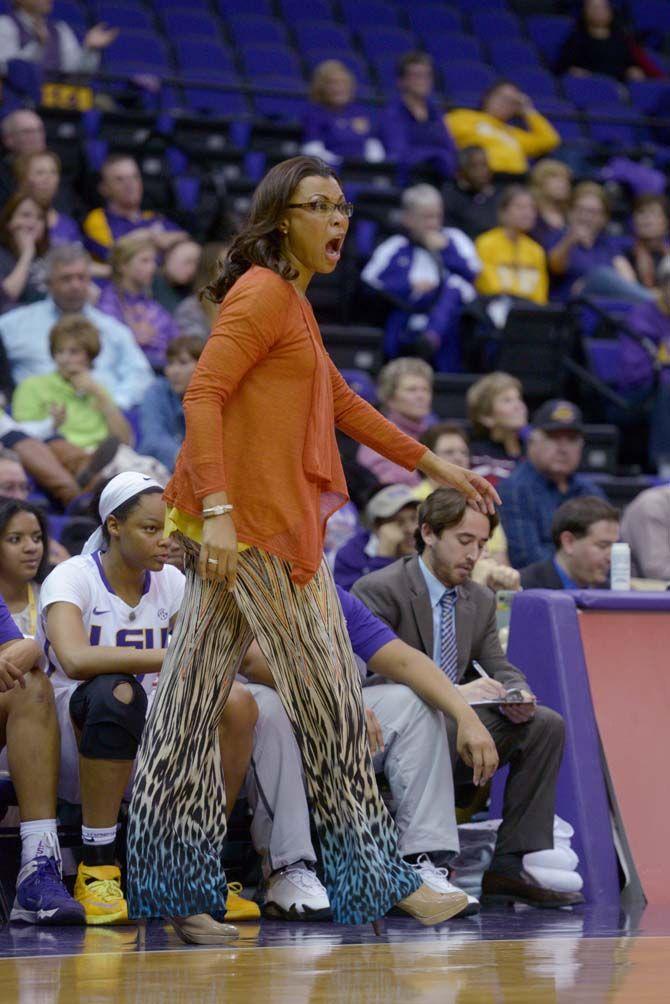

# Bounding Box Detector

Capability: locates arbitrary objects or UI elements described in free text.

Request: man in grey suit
[353,487,583,908]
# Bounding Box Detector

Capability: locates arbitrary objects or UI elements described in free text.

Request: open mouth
[325,236,343,261]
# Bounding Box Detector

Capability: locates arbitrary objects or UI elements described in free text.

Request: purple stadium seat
[629,80,670,115]
[182,85,249,118]
[535,98,583,140]
[425,33,482,65]
[174,39,236,76]
[228,14,289,47]
[162,9,222,40]
[488,39,542,73]
[510,67,560,100]
[562,73,623,109]
[583,337,620,386]
[527,15,572,69]
[95,4,152,33]
[294,20,352,53]
[407,5,462,36]
[587,105,640,148]
[630,0,670,51]
[441,59,495,102]
[102,32,171,73]
[149,0,212,10]
[53,0,87,34]
[340,0,399,30]
[455,0,507,9]
[241,44,303,81]
[253,77,308,120]
[279,0,332,20]
[470,11,522,41]
[368,51,404,88]
[358,26,416,62]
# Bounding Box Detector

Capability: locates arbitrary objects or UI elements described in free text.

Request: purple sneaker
[11,844,84,926]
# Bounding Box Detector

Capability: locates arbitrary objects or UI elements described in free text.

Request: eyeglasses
[287,199,354,218]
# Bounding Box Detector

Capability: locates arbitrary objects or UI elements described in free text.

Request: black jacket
[519,558,564,590]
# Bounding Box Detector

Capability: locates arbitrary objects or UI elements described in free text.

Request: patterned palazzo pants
[126,538,420,924]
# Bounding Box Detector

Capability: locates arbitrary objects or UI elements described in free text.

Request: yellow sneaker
[74,863,128,926]
[224,883,261,921]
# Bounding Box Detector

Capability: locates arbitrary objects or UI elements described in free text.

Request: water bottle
[610,542,631,591]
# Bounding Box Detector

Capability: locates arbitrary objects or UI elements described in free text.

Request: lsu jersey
[37,551,185,696]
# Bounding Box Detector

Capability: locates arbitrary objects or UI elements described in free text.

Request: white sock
[81,824,118,847]
[20,819,58,868]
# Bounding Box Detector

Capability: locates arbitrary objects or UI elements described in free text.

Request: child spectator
[475,186,548,305]
[362,183,480,370]
[381,51,458,185]
[0,189,48,310]
[547,181,652,302]
[530,159,573,250]
[12,314,132,449]
[356,358,434,488]
[0,497,49,636]
[467,372,528,483]
[15,150,81,247]
[138,335,204,471]
[447,82,559,178]
[97,235,179,369]
[442,146,501,240]
[302,60,385,165]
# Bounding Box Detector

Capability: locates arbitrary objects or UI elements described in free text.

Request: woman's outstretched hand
[199,513,238,590]
[418,451,502,515]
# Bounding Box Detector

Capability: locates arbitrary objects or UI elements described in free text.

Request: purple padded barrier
[572,590,670,612]
[489,590,620,904]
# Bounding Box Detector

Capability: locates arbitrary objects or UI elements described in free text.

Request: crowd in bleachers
[1,0,670,936]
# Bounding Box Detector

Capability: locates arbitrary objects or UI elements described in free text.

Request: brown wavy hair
[202,155,339,303]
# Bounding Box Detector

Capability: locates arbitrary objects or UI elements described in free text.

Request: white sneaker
[412,854,480,917]
[264,864,331,921]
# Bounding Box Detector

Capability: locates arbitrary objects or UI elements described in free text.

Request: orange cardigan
[164,266,426,584]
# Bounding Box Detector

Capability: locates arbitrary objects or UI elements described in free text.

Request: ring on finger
[207,557,218,565]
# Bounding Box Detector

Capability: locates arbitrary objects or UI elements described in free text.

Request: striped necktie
[439,588,459,683]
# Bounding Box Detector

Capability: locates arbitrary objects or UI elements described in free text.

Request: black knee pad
[69,674,148,761]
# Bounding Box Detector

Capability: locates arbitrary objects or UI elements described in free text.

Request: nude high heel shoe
[170,913,239,945]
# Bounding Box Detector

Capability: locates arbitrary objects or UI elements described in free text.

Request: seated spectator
[356,358,434,488]
[475,186,548,305]
[442,146,501,240]
[446,82,560,178]
[0,109,45,205]
[0,595,82,925]
[530,159,573,250]
[467,372,528,483]
[0,448,29,500]
[324,501,360,569]
[352,488,581,908]
[0,243,153,408]
[302,60,385,165]
[520,495,620,590]
[547,181,653,303]
[0,0,116,76]
[12,314,132,450]
[499,400,606,569]
[173,241,226,339]
[334,484,419,591]
[362,184,480,371]
[620,485,670,580]
[416,422,470,499]
[556,0,657,82]
[97,235,179,370]
[15,149,81,247]
[152,238,202,314]
[617,256,670,468]
[0,497,49,635]
[83,154,187,263]
[380,51,458,186]
[0,189,48,310]
[625,195,670,290]
[138,335,204,471]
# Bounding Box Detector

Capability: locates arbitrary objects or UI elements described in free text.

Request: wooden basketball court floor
[2,904,670,1002]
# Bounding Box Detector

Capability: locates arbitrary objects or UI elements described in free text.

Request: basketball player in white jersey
[38,473,258,933]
